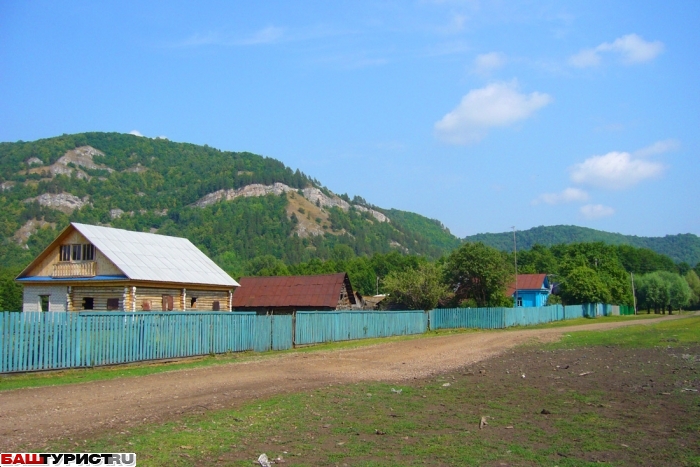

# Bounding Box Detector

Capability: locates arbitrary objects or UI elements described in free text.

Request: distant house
[16,223,239,312]
[506,274,551,307]
[232,273,357,314]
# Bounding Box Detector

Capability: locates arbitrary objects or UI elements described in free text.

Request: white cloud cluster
[580,204,615,219]
[633,139,680,158]
[569,33,664,68]
[533,187,589,205]
[434,81,552,144]
[570,151,665,189]
[473,52,506,75]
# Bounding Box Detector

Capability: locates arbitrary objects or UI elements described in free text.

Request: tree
[559,266,611,305]
[382,262,450,310]
[658,271,691,313]
[636,272,670,314]
[444,242,511,307]
[685,270,700,309]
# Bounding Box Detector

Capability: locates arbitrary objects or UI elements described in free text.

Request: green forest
[0,132,698,311]
[465,225,700,265]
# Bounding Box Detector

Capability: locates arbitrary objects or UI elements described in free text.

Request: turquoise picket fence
[429,308,506,330]
[0,311,265,373]
[252,315,293,352]
[295,310,427,345]
[1,304,619,373]
[429,304,605,330]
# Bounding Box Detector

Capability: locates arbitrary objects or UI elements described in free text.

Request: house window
[162,295,174,311]
[60,244,95,262]
[72,244,82,261]
[142,300,152,311]
[82,297,94,310]
[39,295,50,312]
[82,244,95,261]
[190,297,197,308]
[106,298,120,310]
[212,300,220,311]
[60,245,71,262]
[516,296,523,307]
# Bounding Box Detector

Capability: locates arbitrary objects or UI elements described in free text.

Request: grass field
[38,315,700,466]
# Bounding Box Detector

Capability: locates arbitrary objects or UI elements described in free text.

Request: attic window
[60,244,95,262]
[83,244,95,260]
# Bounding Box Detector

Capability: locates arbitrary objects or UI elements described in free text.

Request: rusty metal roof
[232,273,355,309]
[506,274,547,297]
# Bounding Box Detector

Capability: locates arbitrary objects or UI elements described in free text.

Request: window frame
[39,295,50,312]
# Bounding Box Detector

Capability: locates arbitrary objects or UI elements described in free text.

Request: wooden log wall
[134,287,183,311]
[186,289,230,311]
[71,286,126,312]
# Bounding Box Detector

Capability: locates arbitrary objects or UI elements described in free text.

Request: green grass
[547,315,700,349]
[34,315,700,466]
[44,379,631,466]
[516,312,660,330]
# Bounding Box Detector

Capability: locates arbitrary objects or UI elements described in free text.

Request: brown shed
[232,273,357,314]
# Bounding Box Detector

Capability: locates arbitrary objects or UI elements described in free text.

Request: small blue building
[507,274,551,307]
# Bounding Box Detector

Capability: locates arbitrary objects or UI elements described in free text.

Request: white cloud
[533,187,589,205]
[434,81,552,144]
[239,26,284,45]
[633,139,680,158]
[473,52,506,75]
[580,204,615,219]
[569,33,664,68]
[570,151,665,189]
[568,48,600,68]
[129,130,144,137]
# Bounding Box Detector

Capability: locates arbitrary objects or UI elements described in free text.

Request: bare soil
[0,314,689,452]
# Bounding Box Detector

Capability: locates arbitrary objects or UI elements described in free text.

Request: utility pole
[512,226,518,307]
[631,272,637,315]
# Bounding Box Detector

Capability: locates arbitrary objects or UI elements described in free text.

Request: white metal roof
[72,223,239,287]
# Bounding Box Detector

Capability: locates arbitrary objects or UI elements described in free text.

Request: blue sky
[1,1,698,238]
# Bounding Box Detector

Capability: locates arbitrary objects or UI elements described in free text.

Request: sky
[1,1,698,238]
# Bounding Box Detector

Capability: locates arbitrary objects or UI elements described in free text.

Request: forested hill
[0,132,459,273]
[464,225,700,266]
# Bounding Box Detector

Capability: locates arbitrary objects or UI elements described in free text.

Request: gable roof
[506,273,548,297]
[18,223,239,287]
[232,273,355,309]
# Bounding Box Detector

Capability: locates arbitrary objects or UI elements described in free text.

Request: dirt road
[0,314,689,451]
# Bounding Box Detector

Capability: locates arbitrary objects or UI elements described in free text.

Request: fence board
[295,311,427,346]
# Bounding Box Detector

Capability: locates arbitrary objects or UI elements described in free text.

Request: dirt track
[0,314,689,451]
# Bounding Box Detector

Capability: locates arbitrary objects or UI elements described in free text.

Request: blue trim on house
[17,275,128,282]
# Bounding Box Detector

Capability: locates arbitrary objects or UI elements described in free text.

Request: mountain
[464,225,700,266]
[0,132,458,272]
[0,133,696,276]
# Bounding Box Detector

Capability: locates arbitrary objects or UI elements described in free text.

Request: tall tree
[382,262,450,310]
[685,270,700,309]
[559,266,611,305]
[444,242,511,307]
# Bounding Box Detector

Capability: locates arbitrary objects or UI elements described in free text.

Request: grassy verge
[42,316,700,466]
[516,312,660,330]
[547,315,700,349]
